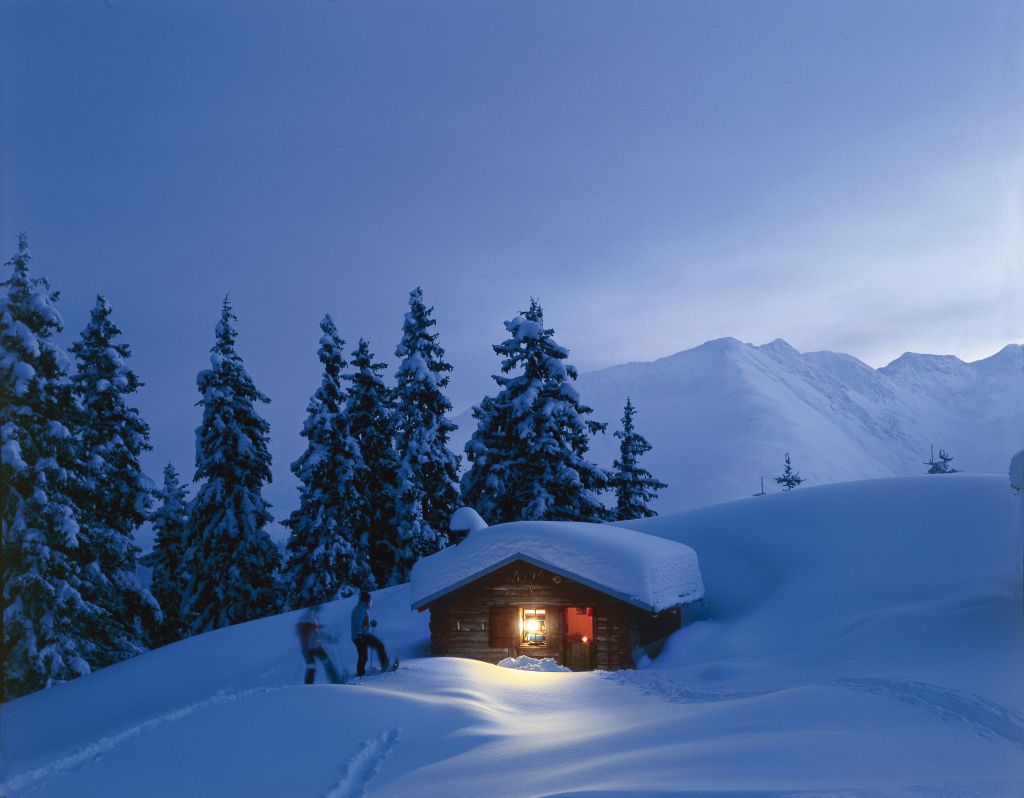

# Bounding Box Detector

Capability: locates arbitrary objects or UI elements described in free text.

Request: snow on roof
[449,506,488,534]
[410,520,705,613]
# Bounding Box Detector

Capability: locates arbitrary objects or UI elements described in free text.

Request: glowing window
[520,608,547,645]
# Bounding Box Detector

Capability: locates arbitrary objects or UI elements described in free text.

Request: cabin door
[563,607,595,671]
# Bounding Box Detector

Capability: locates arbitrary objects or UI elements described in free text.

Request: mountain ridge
[452,339,1023,514]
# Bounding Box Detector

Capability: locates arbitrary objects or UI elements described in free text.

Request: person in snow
[351,589,391,676]
[296,605,343,684]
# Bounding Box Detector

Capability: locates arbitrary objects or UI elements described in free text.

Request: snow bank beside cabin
[410,520,704,612]
[497,655,571,672]
[622,474,1023,708]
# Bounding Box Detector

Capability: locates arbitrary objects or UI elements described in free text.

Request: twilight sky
[3,1,1022,529]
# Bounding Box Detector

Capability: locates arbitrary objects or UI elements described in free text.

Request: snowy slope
[3,476,1021,797]
[456,338,1024,514]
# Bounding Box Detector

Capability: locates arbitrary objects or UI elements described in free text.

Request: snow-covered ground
[4,476,1022,797]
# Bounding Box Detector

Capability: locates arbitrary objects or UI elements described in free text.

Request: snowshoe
[359,659,399,679]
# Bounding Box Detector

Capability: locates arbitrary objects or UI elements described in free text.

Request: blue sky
[3,0,1021,526]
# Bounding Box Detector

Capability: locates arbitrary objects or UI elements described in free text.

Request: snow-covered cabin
[409,519,705,671]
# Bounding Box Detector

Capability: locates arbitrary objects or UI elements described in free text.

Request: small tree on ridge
[775,452,805,491]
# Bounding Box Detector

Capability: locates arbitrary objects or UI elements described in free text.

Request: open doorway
[563,607,594,670]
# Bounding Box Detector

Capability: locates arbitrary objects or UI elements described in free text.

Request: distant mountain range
[452,339,1024,514]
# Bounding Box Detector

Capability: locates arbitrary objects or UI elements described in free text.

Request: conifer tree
[141,464,190,646]
[461,299,610,524]
[181,298,280,632]
[71,295,159,663]
[612,397,667,520]
[390,288,462,584]
[1,237,101,699]
[283,316,373,607]
[343,339,396,588]
[775,452,805,491]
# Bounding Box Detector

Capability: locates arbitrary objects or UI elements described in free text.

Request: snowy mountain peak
[759,338,801,357]
[659,336,743,364]
[974,343,1023,369]
[879,350,967,376]
[698,336,744,350]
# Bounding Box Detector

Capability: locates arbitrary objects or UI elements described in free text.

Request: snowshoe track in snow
[325,727,400,798]
[607,672,1024,750]
[832,677,1024,749]
[603,670,774,704]
[0,686,284,795]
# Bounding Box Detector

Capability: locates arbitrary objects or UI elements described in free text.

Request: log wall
[424,560,681,671]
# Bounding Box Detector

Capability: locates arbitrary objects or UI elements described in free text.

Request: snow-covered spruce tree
[283,316,373,608]
[461,299,610,524]
[343,339,397,588]
[390,288,462,584]
[70,295,159,664]
[141,464,190,646]
[612,397,667,520]
[1,236,102,699]
[181,298,281,633]
[775,452,805,491]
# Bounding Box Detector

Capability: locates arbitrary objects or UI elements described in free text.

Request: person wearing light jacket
[350,590,391,676]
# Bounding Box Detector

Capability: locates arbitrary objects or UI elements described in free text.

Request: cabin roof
[410,520,705,612]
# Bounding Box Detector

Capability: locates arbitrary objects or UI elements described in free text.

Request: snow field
[2,475,1021,796]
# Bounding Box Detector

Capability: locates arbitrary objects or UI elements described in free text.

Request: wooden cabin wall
[426,561,657,671]
[629,606,682,660]
[594,603,632,671]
